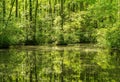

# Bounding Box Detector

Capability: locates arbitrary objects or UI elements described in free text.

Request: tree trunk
[60,0,64,30]
[49,0,53,27]
[33,0,38,43]
[29,0,32,21]
[3,0,6,23]
[5,0,15,28]
[16,0,18,17]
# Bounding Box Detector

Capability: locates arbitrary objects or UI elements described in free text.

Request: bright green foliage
[86,0,119,48]
[97,24,120,48]
[78,11,97,43]
[88,0,117,28]
[96,28,108,47]
[106,25,120,48]
[0,0,120,48]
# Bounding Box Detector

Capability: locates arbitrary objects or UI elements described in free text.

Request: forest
[0,0,120,48]
[1,0,120,82]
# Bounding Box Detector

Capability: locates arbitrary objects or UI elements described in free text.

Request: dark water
[0,45,120,82]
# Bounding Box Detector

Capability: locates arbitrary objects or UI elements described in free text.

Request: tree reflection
[0,47,120,82]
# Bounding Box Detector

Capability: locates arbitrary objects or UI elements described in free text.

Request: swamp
[0,0,120,82]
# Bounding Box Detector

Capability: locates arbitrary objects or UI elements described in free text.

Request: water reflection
[0,46,120,82]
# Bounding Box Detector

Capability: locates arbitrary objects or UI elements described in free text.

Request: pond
[0,44,120,82]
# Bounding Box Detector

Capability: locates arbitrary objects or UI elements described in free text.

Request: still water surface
[0,44,120,82]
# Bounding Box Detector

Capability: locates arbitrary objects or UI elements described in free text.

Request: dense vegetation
[0,0,120,48]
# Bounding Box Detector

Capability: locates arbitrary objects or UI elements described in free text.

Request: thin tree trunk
[49,0,52,14]
[3,0,6,23]
[49,0,53,27]
[25,0,28,17]
[25,0,29,44]
[33,0,38,43]
[5,0,15,28]
[60,0,64,30]
[16,0,18,17]
[29,0,32,21]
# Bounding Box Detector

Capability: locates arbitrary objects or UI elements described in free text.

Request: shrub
[0,20,25,48]
[106,27,120,48]
[97,24,120,49]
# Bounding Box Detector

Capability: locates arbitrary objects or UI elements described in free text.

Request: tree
[2,0,6,22]
[33,0,38,43]
[16,0,18,17]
